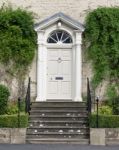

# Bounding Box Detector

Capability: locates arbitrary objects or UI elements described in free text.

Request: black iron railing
[87,78,92,114]
[25,77,31,114]
[17,97,21,127]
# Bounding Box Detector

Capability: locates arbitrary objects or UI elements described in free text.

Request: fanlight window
[47,30,72,44]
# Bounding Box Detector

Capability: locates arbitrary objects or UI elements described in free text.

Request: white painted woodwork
[35,15,83,101]
[74,31,82,101]
[36,31,47,101]
[47,48,72,99]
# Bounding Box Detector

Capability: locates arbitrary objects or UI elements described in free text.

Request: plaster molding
[37,30,45,45]
[34,12,85,32]
[74,30,82,45]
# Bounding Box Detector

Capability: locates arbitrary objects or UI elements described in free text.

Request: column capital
[37,30,45,45]
[74,30,82,45]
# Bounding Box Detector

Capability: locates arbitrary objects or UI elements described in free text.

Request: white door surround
[34,12,85,101]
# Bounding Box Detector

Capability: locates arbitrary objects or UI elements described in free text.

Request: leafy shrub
[85,8,119,89]
[6,104,18,115]
[106,85,117,105]
[6,99,25,115]
[0,6,36,78]
[112,97,119,115]
[0,84,10,114]
[89,114,119,128]
[0,113,28,128]
[98,105,113,115]
[19,99,25,112]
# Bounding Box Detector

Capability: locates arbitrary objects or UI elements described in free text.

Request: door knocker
[57,57,62,63]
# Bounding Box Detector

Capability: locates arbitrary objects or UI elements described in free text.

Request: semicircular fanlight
[47,30,72,44]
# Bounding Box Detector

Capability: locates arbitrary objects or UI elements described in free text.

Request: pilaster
[74,30,82,101]
[36,30,47,101]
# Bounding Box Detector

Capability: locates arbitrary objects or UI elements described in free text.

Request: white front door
[47,48,72,99]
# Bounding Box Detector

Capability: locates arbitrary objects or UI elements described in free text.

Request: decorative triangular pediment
[34,12,85,32]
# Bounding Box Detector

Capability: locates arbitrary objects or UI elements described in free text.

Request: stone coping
[0,128,26,144]
[90,128,119,145]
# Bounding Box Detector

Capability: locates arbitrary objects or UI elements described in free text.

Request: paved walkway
[0,144,119,150]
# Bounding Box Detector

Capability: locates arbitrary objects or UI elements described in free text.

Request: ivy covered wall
[0,6,36,99]
[84,7,119,100]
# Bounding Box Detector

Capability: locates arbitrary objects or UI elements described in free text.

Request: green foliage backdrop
[0,6,36,77]
[0,84,10,114]
[84,7,119,91]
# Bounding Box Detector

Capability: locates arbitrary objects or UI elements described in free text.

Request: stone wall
[90,128,119,145]
[0,0,119,99]
[0,128,119,145]
[0,128,26,144]
[0,0,119,24]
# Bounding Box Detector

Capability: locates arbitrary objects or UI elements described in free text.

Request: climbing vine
[84,7,119,93]
[0,6,36,78]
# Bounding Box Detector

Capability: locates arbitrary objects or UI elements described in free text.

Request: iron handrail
[87,78,92,114]
[25,77,31,114]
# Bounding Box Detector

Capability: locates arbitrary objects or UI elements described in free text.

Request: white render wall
[0,0,119,100]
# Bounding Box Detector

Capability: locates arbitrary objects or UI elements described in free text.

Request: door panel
[48,61,58,74]
[61,82,71,94]
[62,61,71,75]
[48,82,58,94]
[62,50,71,60]
[47,49,72,99]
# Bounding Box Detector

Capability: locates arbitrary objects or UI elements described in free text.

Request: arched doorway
[34,12,84,101]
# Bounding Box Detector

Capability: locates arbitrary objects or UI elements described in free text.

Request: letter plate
[55,77,63,80]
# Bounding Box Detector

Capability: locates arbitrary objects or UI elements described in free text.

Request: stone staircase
[26,101,90,144]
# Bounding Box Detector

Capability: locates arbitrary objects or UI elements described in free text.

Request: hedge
[90,114,119,128]
[0,84,10,115]
[0,113,28,128]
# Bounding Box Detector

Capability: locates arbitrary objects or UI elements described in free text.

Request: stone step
[30,109,88,115]
[26,138,89,144]
[28,126,88,129]
[29,114,88,118]
[31,102,87,107]
[27,102,89,144]
[31,105,87,108]
[30,109,88,114]
[30,111,88,116]
[28,120,88,127]
[29,116,87,122]
[27,127,89,133]
[29,116,88,122]
[31,107,87,111]
[26,132,89,139]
